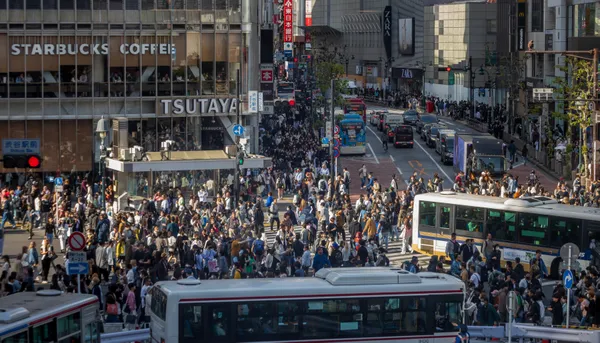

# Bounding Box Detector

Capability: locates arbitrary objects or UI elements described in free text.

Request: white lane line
[390,155,395,162]
[397,167,403,175]
[367,143,380,164]
[367,126,382,144]
[413,138,453,182]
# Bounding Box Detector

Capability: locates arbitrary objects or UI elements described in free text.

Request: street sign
[560,243,580,262]
[334,125,340,135]
[68,232,87,251]
[67,262,89,276]
[321,137,330,145]
[333,139,341,148]
[262,104,274,115]
[2,139,41,156]
[54,177,63,186]
[533,88,554,102]
[258,92,264,112]
[248,91,258,113]
[325,122,332,139]
[563,270,574,289]
[261,69,273,83]
[232,124,245,137]
[332,148,340,159]
[69,251,87,263]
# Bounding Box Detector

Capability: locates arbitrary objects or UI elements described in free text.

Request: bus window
[207,305,230,340]
[518,213,549,245]
[418,202,436,229]
[303,299,362,339]
[57,312,81,340]
[276,302,300,334]
[549,217,582,248]
[455,206,484,238]
[486,210,516,242]
[31,321,56,343]
[439,205,451,233]
[434,299,462,332]
[3,331,27,343]
[179,304,202,341]
[381,297,426,335]
[236,302,276,339]
[149,287,167,321]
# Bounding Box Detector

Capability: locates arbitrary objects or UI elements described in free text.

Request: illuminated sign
[11,43,173,56]
[160,98,239,115]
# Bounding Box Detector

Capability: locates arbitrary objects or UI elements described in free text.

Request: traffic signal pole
[234,69,241,206]
[330,79,336,177]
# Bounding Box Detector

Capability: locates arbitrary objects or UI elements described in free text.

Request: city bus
[343,98,367,123]
[339,113,367,155]
[276,81,295,100]
[147,267,465,343]
[412,192,600,272]
[0,290,101,342]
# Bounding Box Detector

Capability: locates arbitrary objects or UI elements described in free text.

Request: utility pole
[330,79,335,177]
[234,69,241,205]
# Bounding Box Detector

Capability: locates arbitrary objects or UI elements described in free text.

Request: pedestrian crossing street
[260,215,431,268]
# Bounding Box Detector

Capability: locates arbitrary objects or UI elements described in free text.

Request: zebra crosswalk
[260,216,430,268]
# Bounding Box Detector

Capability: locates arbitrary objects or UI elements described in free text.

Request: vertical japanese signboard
[305,0,312,50]
[283,0,293,57]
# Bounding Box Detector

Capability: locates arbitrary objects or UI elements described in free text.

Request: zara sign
[160,98,239,115]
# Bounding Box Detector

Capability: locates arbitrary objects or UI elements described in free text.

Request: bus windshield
[476,156,504,173]
[277,83,295,99]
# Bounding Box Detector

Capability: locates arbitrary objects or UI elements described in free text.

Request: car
[415,114,439,134]
[439,136,455,164]
[425,124,447,148]
[403,110,419,125]
[394,125,414,148]
[421,123,434,140]
[370,112,380,126]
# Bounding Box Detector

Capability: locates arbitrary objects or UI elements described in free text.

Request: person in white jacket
[105,241,116,274]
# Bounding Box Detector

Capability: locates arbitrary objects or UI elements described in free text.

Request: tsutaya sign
[160,98,239,115]
[11,43,174,56]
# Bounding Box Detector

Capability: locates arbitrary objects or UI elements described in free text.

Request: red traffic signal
[3,155,42,168]
[446,66,451,72]
[288,99,296,106]
[293,57,298,63]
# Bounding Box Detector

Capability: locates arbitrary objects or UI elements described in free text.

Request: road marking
[408,160,428,176]
[413,138,453,182]
[367,143,380,164]
[367,126,382,144]
[390,155,395,162]
[397,167,403,175]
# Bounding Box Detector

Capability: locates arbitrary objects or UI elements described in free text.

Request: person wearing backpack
[252,235,265,260]
[330,242,343,268]
[445,233,460,261]
[408,256,420,273]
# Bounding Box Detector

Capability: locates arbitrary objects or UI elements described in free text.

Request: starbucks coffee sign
[11,43,174,56]
[160,98,239,115]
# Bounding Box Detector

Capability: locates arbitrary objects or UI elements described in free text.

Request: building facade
[423,1,504,104]
[310,0,425,93]
[0,0,260,175]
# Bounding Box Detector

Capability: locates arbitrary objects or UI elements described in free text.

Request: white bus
[413,192,600,271]
[0,290,101,343]
[147,268,465,343]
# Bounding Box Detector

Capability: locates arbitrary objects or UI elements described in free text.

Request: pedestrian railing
[467,323,600,342]
[100,328,150,343]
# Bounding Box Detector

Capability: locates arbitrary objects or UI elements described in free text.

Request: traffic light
[3,155,41,168]
[446,66,451,72]
[288,99,296,106]
[293,57,298,63]
[236,151,244,166]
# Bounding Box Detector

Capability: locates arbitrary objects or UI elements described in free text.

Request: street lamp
[379,56,396,101]
[95,116,109,210]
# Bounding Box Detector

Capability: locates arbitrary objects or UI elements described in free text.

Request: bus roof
[343,113,363,121]
[414,192,600,220]
[0,291,98,336]
[155,268,464,302]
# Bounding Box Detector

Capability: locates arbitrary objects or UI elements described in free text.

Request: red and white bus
[0,290,101,343]
[147,267,465,343]
[343,98,367,123]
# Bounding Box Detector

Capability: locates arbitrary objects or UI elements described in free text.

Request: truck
[453,134,506,176]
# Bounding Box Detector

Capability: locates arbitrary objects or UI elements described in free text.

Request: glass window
[418,201,436,228]
[32,322,56,343]
[549,217,581,248]
[229,32,241,95]
[518,213,548,245]
[435,300,461,332]
[9,0,23,8]
[149,286,167,321]
[486,210,516,242]
[215,33,228,95]
[440,205,451,232]
[365,297,426,336]
[531,0,544,32]
[60,0,75,8]
[202,33,215,95]
[303,299,362,339]
[57,312,81,338]
[455,206,484,238]
[206,304,230,340]
[3,331,27,343]
[180,304,202,341]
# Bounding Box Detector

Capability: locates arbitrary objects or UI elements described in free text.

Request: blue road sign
[332,148,340,159]
[54,177,63,186]
[563,270,573,289]
[333,139,341,148]
[321,137,330,145]
[67,262,89,276]
[232,124,245,137]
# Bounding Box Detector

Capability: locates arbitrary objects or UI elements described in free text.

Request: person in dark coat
[547,294,564,326]
[156,252,169,281]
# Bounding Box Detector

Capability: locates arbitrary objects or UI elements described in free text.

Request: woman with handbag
[40,238,53,283]
[105,289,120,323]
[124,283,138,327]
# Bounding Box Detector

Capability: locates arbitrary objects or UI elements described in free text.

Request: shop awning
[299,25,341,36]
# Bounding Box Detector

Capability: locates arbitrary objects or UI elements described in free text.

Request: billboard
[383,6,392,59]
[398,18,415,56]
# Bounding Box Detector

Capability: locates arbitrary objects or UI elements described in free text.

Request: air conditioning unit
[118,148,131,161]
[129,146,143,162]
